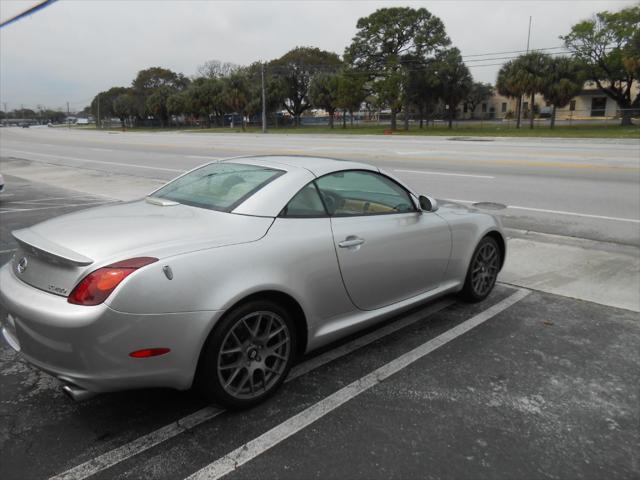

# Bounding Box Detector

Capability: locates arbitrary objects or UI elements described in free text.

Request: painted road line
[90,148,113,152]
[2,149,184,173]
[186,288,530,480]
[0,201,116,214]
[187,155,223,160]
[394,169,495,179]
[50,298,454,480]
[444,198,640,224]
[0,248,17,254]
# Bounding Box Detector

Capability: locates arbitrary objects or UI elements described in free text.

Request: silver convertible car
[0,156,505,408]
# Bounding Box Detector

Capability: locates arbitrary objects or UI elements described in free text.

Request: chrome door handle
[338,236,365,248]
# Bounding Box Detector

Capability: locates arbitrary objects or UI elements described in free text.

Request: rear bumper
[0,263,222,393]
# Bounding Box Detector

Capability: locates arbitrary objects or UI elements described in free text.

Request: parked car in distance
[0,173,4,193]
[0,156,506,409]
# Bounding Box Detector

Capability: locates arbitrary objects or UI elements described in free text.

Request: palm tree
[540,57,584,129]
[512,52,549,129]
[496,60,525,128]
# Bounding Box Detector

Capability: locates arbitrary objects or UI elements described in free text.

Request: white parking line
[90,148,113,152]
[50,298,454,480]
[394,169,495,179]
[444,198,640,224]
[2,149,184,173]
[186,288,530,480]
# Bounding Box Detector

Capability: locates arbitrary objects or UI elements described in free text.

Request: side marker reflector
[129,348,171,358]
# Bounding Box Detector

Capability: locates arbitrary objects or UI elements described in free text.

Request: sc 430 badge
[48,284,68,295]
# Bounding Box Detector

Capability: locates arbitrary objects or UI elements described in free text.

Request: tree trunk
[550,105,556,129]
[448,104,453,129]
[343,109,347,129]
[516,95,521,129]
[350,110,354,127]
[403,99,409,131]
[621,108,632,126]
[529,92,535,129]
[329,111,334,129]
[390,108,397,130]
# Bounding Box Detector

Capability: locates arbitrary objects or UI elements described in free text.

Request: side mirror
[419,195,439,212]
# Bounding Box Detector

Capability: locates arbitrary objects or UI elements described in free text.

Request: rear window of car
[151,162,284,211]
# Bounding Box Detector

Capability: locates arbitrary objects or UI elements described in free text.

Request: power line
[462,45,566,58]
[0,0,58,29]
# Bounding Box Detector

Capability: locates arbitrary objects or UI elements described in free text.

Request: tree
[270,47,342,126]
[465,82,494,119]
[197,60,239,79]
[496,60,526,128]
[405,60,440,128]
[562,5,640,125]
[90,86,128,127]
[435,48,472,129]
[112,90,137,128]
[222,71,252,131]
[513,52,550,128]
[345,7,450,130]
[145,86,174,127]
[336,71,368,127]
[309,72,340,128]
[540,57,584,128]
[131,67,189,123]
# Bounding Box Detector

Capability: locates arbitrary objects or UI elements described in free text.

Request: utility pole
[67,101,70,128]
[96,93,100,129]
[517,16,532,129]
[261,62,267,134]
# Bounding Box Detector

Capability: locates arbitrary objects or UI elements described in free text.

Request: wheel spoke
[268,326,285,340]
[224,366,244,388]
[221,346,242,355]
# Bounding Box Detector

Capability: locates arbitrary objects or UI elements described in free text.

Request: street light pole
[261,62,267,134]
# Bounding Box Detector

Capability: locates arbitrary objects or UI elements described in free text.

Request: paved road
[0,145,638,480]
[1,127,639,245]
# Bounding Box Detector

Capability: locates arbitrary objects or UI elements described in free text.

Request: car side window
[315,170,416,216]
[280,182,328,217]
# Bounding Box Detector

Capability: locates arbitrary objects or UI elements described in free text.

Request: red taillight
[129,348,171,358]
[68,257,158,306]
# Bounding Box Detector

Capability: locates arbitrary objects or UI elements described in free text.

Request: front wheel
[197,300,296,410]
[461,236,501,302]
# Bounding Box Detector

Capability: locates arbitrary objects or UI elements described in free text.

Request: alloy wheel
[217,311,291,400]
[470,242,499,297]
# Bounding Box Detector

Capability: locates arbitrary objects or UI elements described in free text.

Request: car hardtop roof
[220,155,379,177]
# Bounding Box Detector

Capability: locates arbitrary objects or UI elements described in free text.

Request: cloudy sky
[0,0,635,112]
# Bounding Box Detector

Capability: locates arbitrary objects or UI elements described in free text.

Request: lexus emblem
[17,257,28,274]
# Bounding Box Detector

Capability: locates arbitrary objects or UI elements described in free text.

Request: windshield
[151,162,284,211]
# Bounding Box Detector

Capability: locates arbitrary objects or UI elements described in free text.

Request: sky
[0,0,636,112]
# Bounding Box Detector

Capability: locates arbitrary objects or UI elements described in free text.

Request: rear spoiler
[12,228,94,266]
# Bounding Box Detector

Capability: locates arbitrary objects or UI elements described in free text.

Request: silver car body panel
[0,155,506,395]
[330,212,451,310]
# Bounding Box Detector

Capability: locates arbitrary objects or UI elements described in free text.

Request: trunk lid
[10,199,274,296]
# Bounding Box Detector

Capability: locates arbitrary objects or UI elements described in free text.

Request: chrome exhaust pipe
[62,384,96,402]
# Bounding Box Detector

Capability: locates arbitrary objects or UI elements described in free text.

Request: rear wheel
[461,236,501,302]
[198,300,296,409]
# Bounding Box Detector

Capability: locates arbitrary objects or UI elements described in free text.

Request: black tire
[460,236,501,302]
[197,299,297,410]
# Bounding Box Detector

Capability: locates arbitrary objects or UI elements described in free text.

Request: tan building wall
[462,80,638,120]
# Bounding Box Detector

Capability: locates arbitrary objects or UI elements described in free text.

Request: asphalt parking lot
[0,177,638,480]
